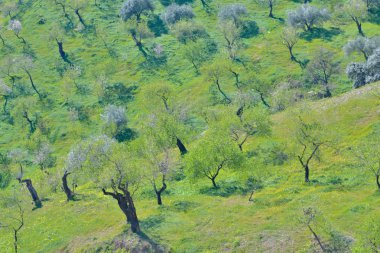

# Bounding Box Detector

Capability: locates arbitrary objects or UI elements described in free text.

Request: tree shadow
[199,180,249,197]
[171,200,197,212]
[272,16,285,23]
[300,27,342,42]
[141,214,166,230]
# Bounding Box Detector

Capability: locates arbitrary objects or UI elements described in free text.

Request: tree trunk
[131,32,148,58]
[0,34,5,45]
[324,86,331,98]
[308,225,326,252]
[211,177,218,188]
[376,174,380,190]
[102,189,140,233]
[56,40,71,64]
[154,177,167,205]
[215,80,231,104]
[75,9,86,27]
[355,19,364,36]
[3,96,8,113]
[289,46,296,61]
[248,190,254,201]
[16,34,26,44]
[14,230,18,253]
[125,192,140,233]
[156,191,163,205]
[269,3,274,18]
[62,171,74,201]
[259,92,270,108]
[20,179,42,208]
[24,69,42,99]
[236,105,244,119]
[22,111,36,133]
[176,137,188,155]
[305,165,310,183]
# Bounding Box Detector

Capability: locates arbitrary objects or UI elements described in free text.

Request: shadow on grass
[300,27,342,42]
[171,200,198,212]
[199,180,250,197]
[141,214,166,230]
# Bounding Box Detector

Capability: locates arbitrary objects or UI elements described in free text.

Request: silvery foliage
[218,4,247,24]
[120,0,154,21]
[287,4,330,30]
[347,48,380,88]
[365,48,380,83]
[101,105,127,127]
[8,149,28,179]
[161,4,194,25]
[33,143,53,168]
[0,79,12,95]
[8,19,22,35]
[8,149,28,163]
[86,135,115,168]
[66,143,89,172]
[344,36,380,58]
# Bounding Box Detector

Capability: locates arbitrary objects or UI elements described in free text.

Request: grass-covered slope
[0,0,379,252]
[0,83,379,252]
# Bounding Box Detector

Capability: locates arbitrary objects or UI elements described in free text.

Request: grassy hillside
[0,0,379,252]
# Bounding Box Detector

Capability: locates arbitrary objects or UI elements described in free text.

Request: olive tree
[218,4,247,27]
[84,135,142,233]
[281,27,299,61]
[161,4,194,25]
[172,21,207,44]
[101,105,134,142]
[256,0,278,18]
[0,195,25,253]
[69,0,87,28]
[53,0,74,28]
[8,20,26,44]
[0,79,12,112]
[306,48,340,98]
[205,61,232,104]
[50,26,72,64]
[8,149,42,208]
[230,106,271,151]
[33,142,54,172]
[182,38,216,74]
[62,142,88,201]
[137,137,176,205]
[16,56,42,99]
[343,36,380,61]
[287,4,330,31]
[142,83,189,155]
[295,116,328,183]
[120,0,154,22]
[186,126,243,188]
[342,0,368,36]
[347,48,380,88]
[354,137,380,191]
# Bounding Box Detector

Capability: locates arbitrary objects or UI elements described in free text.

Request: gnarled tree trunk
[62,171,74,201]
[176,137,188,155]
[154,175,167,205]
[19,178,42,208]
[102,188,140,233]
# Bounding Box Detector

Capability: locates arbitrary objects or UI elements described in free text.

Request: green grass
[0,0,379,252]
